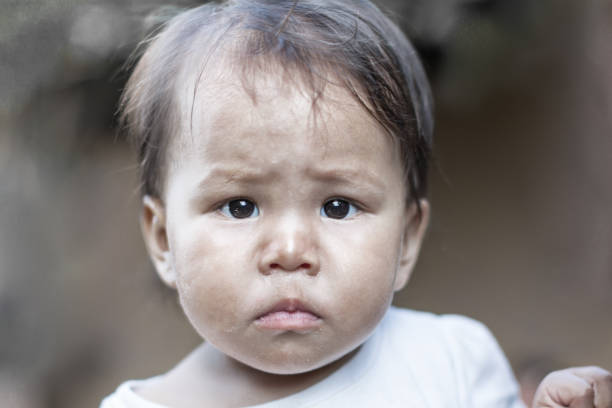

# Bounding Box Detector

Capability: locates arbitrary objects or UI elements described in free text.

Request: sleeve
[440,315,526,408]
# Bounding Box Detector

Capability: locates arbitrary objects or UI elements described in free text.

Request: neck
[176,342,359,406]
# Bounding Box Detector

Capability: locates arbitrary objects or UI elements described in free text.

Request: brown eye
[321,199,358,219]
[220,199,259,219]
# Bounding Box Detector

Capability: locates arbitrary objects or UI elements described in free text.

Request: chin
[255,361,329,376]
[235,344,355,376]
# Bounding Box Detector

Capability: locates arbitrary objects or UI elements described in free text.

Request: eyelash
[216,197,362,220]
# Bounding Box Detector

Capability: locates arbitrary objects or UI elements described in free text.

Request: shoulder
[384,307,505,350]
[380,307,524,407]
[100,345,222,408]
[382,307,495,349]
[100,377,168,408]
[380,308,501,380]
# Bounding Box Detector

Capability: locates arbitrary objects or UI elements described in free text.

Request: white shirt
[101,307,525,407]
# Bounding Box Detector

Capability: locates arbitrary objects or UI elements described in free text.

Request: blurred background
[1,0,611,406]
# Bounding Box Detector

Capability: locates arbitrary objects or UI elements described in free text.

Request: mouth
[255,298,322,332]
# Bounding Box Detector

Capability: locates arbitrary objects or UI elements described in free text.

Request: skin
[532,367,612,408]
[139,71,429,407]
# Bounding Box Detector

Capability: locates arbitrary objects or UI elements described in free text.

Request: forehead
[186,57,383,139]
[161,55,406,199]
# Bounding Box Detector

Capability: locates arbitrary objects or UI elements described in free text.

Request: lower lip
[255,311,321,331]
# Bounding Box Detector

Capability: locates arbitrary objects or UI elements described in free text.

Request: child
[101,0,611,406]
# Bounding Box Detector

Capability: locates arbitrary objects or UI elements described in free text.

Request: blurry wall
[397,0,612,377]
[1,0,611,407]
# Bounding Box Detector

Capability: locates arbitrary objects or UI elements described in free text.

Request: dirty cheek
[334,224,401,327]
[173,237,245,335]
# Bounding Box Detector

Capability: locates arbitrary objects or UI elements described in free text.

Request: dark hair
[120,0,433,207]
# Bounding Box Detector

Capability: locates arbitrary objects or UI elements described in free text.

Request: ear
[393,199,430,292]
[141,195,177,289]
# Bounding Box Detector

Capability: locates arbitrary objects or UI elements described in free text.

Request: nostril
[301,263,311,269]
[270,263,280,269]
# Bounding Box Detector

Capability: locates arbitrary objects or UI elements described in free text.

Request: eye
[320,199,359,219]
[219,199,259,219]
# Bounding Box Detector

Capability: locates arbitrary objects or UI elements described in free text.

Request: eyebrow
[305,166,387,191]
[195,165,387,193]
[196,166,275,189]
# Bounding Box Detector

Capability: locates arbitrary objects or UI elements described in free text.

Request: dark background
[1,0,611,406]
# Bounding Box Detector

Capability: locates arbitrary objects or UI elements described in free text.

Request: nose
[257,213,320,276]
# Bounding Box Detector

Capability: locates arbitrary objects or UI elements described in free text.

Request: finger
[570,388,596,408]
[569,367,612,408]
[534,393,593,408]
[533,370,594,408]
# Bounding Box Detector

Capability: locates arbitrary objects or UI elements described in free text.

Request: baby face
[142,73,428,375]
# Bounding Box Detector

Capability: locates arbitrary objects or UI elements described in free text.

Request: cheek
[170,223,251,334]
[323,217,404,321]
[334,217,403,278]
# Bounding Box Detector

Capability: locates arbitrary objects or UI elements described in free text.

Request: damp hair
[119,0,434,210]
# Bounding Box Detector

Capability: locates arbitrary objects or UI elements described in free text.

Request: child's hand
[532,366,612,408]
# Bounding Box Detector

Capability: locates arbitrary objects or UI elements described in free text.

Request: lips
[255,298,322,332]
